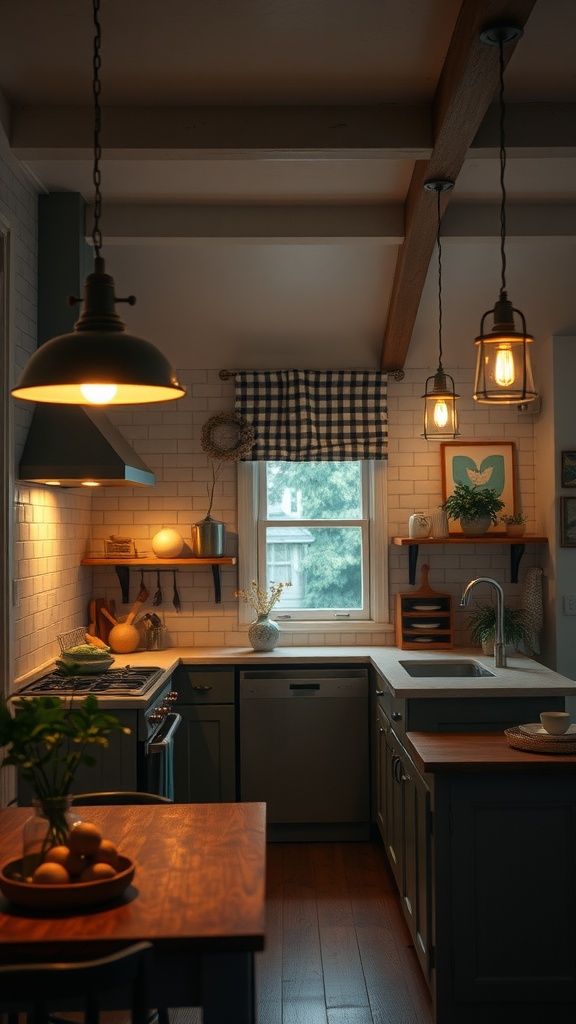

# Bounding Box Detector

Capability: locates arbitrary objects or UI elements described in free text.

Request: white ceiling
[1,0,575,373]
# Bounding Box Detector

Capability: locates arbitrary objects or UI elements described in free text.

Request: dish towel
[519,566,543,656]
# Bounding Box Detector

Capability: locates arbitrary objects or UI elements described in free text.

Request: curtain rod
[219,369,404,381]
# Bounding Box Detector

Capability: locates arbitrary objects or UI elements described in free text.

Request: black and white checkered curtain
[234,370,388,461]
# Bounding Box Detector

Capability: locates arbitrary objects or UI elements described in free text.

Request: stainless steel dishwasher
[239,667,370,841]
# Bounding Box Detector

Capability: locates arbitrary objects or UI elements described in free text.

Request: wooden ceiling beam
[380,0,539,373]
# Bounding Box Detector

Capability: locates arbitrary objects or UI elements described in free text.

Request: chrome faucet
[460,576,507,668]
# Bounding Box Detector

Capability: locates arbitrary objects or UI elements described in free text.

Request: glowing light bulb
[433,400,449,429]
[81,480,101,487]
[80,383,118,404]
[494,345,515,388]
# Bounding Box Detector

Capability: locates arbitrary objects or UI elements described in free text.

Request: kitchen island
[401,729,576,1024]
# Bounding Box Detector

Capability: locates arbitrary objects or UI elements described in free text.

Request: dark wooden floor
[49,839,433,1024]
[255,839,433,1024]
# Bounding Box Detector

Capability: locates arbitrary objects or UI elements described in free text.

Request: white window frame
[237,460,389,633]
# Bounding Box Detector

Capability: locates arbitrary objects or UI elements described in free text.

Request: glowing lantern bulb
[494,345,515,387]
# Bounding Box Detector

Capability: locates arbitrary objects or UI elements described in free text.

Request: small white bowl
[540,711,571,735]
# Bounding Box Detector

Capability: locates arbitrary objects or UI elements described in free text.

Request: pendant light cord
[435,186,444,371]
[92,0,102,259]
[498,37,507,299]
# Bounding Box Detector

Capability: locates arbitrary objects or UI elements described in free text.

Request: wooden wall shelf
[392,535,547,585]
[81,556,237,604]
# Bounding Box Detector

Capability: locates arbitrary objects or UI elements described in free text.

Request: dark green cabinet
[172,666,236,803]
[374,696,433,981]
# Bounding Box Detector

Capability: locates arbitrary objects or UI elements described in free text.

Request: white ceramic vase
[248,614,280,652]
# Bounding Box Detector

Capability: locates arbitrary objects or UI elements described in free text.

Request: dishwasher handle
[290,683,320,691]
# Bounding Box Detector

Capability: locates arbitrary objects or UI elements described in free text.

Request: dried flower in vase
[234,580,292,616]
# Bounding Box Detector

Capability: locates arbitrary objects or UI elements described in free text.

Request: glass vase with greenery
[0,694,129,859]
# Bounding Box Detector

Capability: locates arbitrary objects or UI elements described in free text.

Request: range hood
[19,406,156,487]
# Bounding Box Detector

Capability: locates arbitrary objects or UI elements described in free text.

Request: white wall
[536,335,576,682]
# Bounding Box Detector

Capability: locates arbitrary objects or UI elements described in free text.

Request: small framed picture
[560,497,576,546]
[561,451,576,488]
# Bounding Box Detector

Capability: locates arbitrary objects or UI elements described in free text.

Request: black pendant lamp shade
[473,23,538,406]
[12,258,185,405]
[11,0,185,407]
[421,180,460,440]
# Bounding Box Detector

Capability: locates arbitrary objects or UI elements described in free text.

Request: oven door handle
[147,712,182,754]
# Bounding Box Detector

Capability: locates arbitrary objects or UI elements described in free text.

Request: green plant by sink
[463,602,531,653]
[442,484,504,535]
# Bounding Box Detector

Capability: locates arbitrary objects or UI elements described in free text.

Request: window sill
[273,619,394,634]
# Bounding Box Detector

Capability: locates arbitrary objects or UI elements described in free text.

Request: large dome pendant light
[473,23,537,406]
[11,0,186,406]
[421,180,460,440]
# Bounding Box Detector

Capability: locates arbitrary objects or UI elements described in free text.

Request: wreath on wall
[200,412,255,462]
[199,412,255,517]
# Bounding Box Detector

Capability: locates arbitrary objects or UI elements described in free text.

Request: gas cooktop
[18,666,164,697]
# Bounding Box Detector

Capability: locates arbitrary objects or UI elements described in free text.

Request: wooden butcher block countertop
[406,730,576,773]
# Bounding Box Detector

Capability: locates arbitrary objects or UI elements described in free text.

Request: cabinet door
[384,728,403,889]
[447,773,576,1007]
[375,702,390,844]
[173,704,236,803]
[398,744,433,981]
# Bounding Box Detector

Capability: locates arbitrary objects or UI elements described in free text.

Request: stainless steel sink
[399,659,496,678]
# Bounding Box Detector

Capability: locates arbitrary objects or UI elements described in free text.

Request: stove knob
[148,710,164,725]
[166,691,179,703]
[160,703,171,715]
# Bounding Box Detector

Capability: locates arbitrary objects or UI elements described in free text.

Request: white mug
[540,711,571,735]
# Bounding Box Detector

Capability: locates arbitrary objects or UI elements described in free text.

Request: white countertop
[56,645,576,701]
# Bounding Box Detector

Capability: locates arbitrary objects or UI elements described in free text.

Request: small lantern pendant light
[421,180,460,440]
[11,0,185,406]
[473,23,537,406]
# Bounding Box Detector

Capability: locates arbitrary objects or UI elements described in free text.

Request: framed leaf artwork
[440,441,516,533]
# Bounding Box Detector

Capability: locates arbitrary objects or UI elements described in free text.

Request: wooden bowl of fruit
[0,821,135,910]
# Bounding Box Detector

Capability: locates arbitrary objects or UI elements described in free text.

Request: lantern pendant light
[11,0,186,406]
[473,23,537,406]
[421,180,459,440]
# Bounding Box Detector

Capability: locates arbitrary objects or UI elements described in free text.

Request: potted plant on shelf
[0,693,129,871]
[442,483,505,535]
[499,512,528,537]
[463,602,531,655]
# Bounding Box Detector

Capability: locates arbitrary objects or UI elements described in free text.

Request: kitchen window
[237,459,388,629]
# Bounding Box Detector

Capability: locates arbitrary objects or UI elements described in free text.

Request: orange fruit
[67,821,102,857]
[95,838,119,869]
[44,845,86,876]
[32,862,70,884]
[80,862,117,882]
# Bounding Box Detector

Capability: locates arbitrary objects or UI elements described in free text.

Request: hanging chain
[498,37,507,297]
[92,0,103,258]
[436,186,444,370]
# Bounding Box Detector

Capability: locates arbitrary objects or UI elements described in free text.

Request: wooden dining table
[0,802,266,1024]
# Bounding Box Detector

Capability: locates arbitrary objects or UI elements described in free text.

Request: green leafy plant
[499,512,527,526]
[442,484,504,525]
[464,602,531,649]
[0,694,129,801]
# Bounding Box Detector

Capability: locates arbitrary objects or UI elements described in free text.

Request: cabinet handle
[391,711,402,721]
[375,690,386,696]
[193,684,213,692]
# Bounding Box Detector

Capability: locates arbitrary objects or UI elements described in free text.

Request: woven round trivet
[505,726,576,755]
